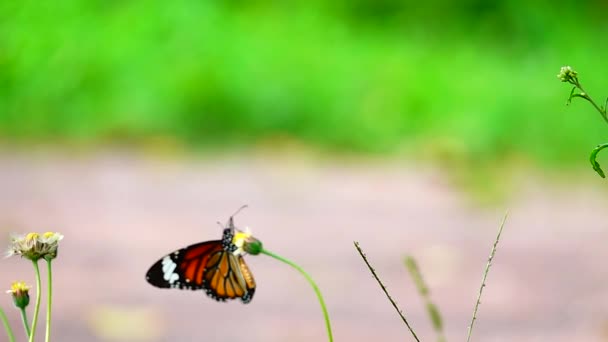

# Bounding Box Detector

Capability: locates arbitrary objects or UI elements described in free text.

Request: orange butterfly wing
[203,251,256,303]
[146,241,223,290]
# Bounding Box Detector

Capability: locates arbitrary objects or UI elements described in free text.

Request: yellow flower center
[25,233,39,241]
[233,231,252,244]
[232,229,252,255]
[9,281,30,294]
[43,232,56,238]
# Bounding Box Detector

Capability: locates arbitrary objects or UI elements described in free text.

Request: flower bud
[243,237,263,255]
[232,228,263,256]
[6,281,30,309]
[557,66,578,84]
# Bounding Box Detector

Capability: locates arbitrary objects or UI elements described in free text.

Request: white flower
[6,232,64,261]
[232,227,253,256]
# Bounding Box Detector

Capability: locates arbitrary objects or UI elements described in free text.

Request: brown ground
[1,152,607,341]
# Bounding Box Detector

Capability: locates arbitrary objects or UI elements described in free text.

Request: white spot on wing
[161,256,179,284]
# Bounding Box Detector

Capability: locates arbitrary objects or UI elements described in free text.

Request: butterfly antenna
[230,204,249,218]
[225,205,248,229]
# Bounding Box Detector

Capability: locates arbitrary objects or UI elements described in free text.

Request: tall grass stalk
[0,307,15,342]
[466,212,508,342]
[405,256,446,342]
[354,241,421,342]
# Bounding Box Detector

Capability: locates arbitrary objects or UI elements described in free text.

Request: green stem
[573,81,608,124]
[19,307,31,338]
[45,259,53,342]
[29,260,42,342]
[0,307,16,342]
[260,249,333,342]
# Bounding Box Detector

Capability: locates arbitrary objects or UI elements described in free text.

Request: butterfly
[145,214,256,303]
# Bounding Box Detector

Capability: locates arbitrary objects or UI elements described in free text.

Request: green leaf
[589,143,608,178]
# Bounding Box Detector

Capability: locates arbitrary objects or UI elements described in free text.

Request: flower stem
[19,307,31,338]
[29,260,42,342]
[0,307,16,342]
[572,81,608,124]
[45,259,53,342]
[260,249,333,342]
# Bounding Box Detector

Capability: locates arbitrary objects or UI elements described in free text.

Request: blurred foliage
[1,1,608,168]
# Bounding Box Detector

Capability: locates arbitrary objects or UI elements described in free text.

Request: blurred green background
[1,1,607,169]
[3,4,608,341]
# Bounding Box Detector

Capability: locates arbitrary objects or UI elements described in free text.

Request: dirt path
[1,153,607,341]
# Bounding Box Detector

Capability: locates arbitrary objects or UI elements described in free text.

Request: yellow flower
[7,281,30,294]
[6,281,31,309]
[7,232,64,261]
[232,228,263,256]
[26,233,40,241]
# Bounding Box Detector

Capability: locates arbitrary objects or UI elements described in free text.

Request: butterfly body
[146,218,256,303]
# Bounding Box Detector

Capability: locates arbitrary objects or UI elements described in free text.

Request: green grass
[1,1,607,169]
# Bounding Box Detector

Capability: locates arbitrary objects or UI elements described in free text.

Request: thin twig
[466,212,509,342]
[354,241,421,342]
[405,256,446,342]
